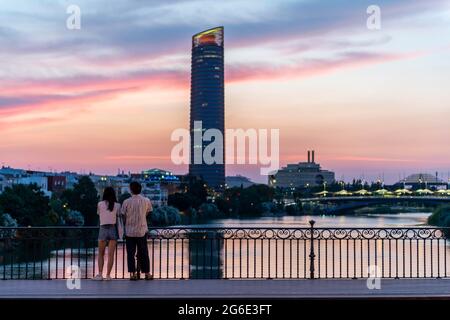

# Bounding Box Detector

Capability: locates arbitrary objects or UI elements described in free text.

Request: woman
[93,187,121,281]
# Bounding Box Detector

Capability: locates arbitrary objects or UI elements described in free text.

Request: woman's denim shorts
[98,224,119,241]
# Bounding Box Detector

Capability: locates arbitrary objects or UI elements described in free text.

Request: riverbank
[354,205,427,215]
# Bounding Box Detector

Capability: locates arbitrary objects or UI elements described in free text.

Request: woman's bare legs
[106,240,117,278]
[97,240,107,277]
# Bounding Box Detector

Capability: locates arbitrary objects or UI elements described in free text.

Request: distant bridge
[298,196,450,214]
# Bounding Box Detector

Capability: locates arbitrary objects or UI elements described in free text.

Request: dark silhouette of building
[189,27,225,189]
[47,175,67,193]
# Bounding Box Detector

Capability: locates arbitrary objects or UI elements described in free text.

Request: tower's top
[193,27,224,47]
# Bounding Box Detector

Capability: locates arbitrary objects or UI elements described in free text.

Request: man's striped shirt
[121,194,152,237]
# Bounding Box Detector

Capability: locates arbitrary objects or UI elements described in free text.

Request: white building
[0,174,12,194]
[90,174,130,197]
[269,150,335,188]
[0,167,25,178]
[142,183,168,207]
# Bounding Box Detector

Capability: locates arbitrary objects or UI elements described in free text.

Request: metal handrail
[1,223,449,280]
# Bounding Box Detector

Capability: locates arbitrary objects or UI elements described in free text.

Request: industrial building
[268,150,335,188]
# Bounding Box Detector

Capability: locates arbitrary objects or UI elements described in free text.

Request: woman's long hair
[102,187,117,212]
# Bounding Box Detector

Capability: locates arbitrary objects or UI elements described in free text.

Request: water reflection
[188,230,223,279]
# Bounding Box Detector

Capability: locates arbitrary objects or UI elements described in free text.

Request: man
[122,181,153,280]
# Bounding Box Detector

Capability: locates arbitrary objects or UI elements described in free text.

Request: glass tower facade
[189,27,225,189]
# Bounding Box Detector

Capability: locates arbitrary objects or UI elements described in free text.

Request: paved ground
[1,279,450,299]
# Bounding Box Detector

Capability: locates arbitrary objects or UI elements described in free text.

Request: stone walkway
[1,279,450,299]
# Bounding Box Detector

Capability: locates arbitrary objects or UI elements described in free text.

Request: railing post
[309,220,316,279]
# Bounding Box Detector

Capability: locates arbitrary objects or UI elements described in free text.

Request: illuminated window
[203,55,221,58]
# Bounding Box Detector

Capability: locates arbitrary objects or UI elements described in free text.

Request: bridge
[298,196,450,214]
[1,224,449,280]
[1,225,450,299]
[2,278,450,299]
[0,225,450,300]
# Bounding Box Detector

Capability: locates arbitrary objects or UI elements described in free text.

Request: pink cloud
[227,51,424,83]
[0,47,426,124]
[0,70,187,96]
[0,70,189,120]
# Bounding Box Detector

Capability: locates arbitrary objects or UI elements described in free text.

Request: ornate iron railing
[0,223,449,280]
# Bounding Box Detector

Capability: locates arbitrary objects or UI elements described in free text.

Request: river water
[187,212,431,228]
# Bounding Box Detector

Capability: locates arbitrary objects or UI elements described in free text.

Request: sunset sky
[1,0,449,183]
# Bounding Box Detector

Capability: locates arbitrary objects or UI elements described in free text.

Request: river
[186,212,431,228]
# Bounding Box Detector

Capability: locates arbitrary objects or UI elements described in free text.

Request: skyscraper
[189,27,225,189]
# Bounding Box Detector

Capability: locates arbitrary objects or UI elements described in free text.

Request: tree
[61,176,99,226]
[187,179,208,208]
[178,176,208,209]
[223,184,275,216]
[0,184,51,226]
[0,213,18,238]
[40,209,60,226]
[49,197,66,216]
[428,205,450,227]
[49,197,68,225]
[168,193,193,212]
[285,204,302,215]
[119,192,131,204]
[214,197,232,216]
[198,203,221,219]
[0,213,17,227]
[65,210,85,226]
[151,206,181,226]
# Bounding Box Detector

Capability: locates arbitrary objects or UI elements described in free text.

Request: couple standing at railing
[93,181,153,281]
